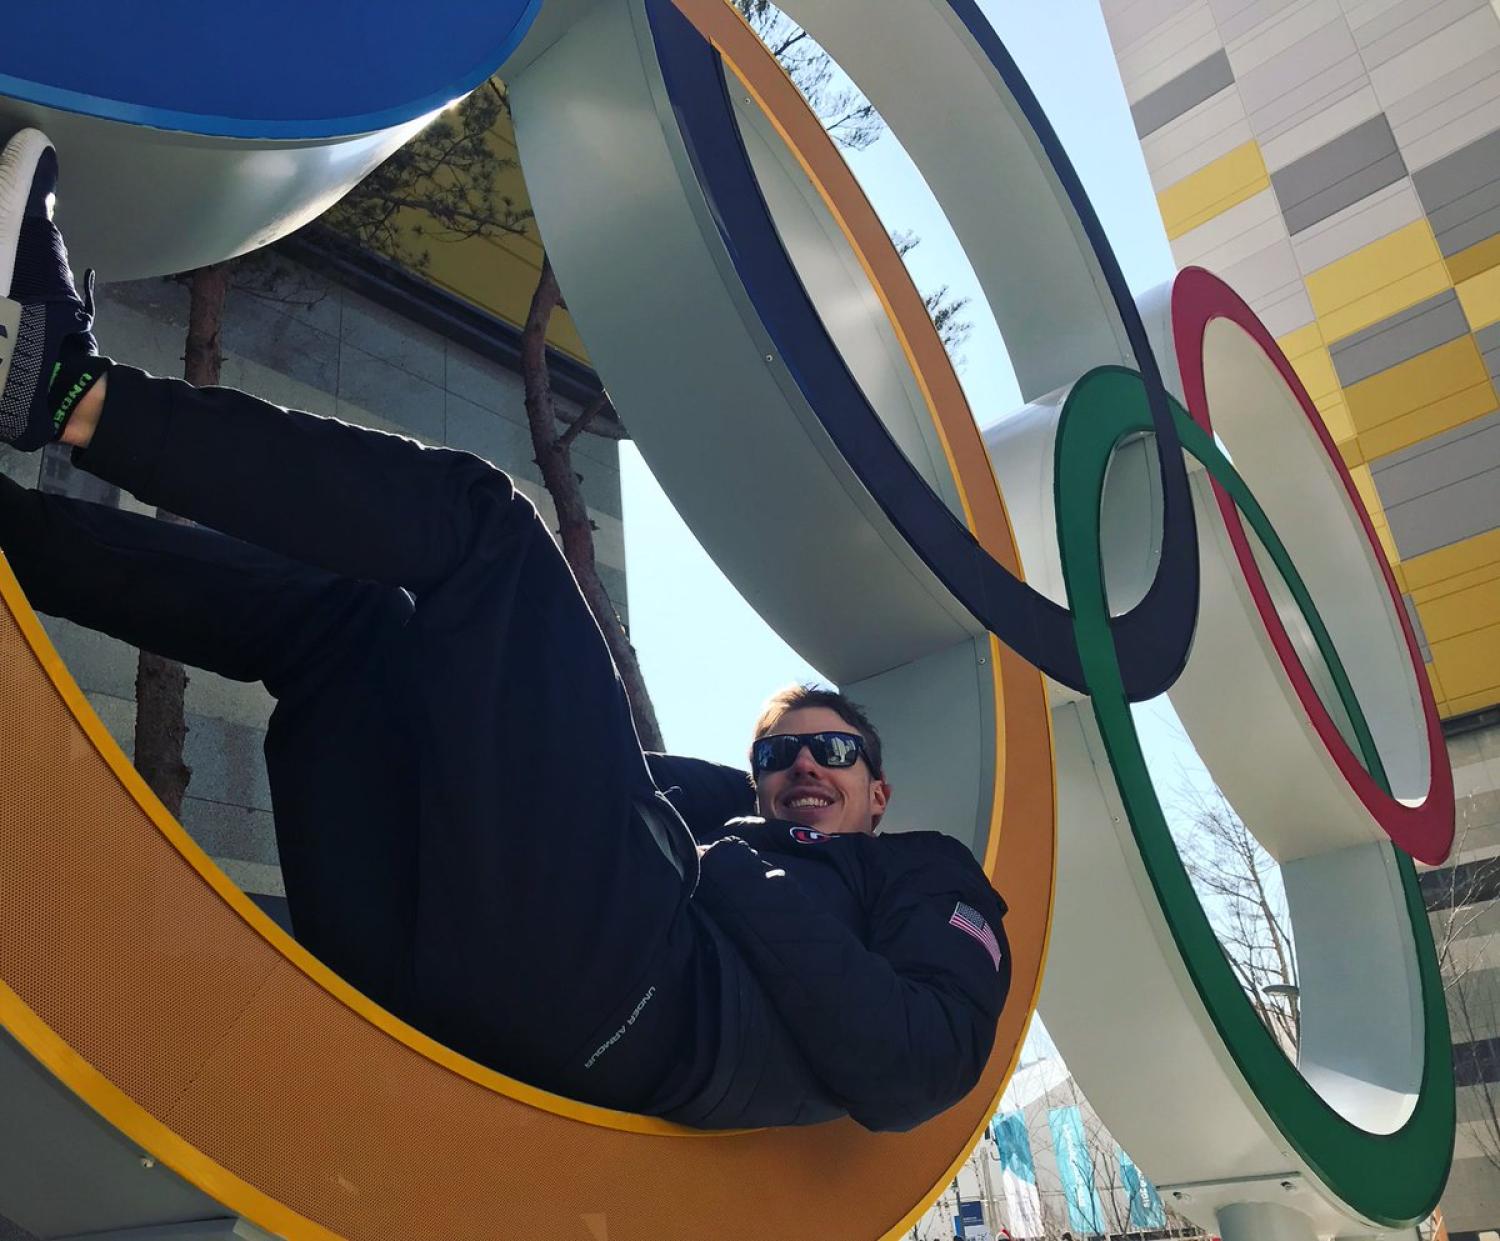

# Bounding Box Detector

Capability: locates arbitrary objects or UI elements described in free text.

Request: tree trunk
[132,262,230,816]
[520,254,665,752]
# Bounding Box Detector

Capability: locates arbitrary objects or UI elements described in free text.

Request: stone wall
[0,255,625,932]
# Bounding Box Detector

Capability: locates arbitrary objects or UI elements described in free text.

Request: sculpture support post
[1219,1202,1322,1241]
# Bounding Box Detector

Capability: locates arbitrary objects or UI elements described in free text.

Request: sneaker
[0,129,103,452]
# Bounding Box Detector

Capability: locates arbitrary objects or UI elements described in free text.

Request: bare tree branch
[558,390,627,448]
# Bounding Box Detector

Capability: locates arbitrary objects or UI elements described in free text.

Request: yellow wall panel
[370,102,593,365]
[1358,385,1498,460]
[1277,323,1327,361]
[1316,392,1355,442]
[1447,232,1500,285]
[1409,549,1500,717]
[1348,463,1383,516]
[1457,264,1500,331]
[1427,661,1449,713]
[1343,336,1498,458]
[1414,571,1500,644]
[1344,337,1489,430]
[1157,142,1271,241]
[1430,623,1500,714]
[418,227,590,363]
[1375,517,1398,566]
[1339,437,1365,469]
[1344,462,1399,562]
[1411,559,1500,608]
[1288,343,1339,403]
[1306,221,1450,343]
[1319,264,1454,343]
[1451,682,1500,718]
[1402,528,1500,593]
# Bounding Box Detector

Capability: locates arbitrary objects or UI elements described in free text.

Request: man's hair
[750,683,885,779]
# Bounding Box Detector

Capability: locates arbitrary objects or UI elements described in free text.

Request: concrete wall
[0,253,626,930]
[1432,715,1500,1237]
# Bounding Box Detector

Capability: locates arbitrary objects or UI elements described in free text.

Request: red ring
[1171,265,1453,865]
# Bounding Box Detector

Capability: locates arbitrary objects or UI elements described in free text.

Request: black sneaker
[0,129,104,452]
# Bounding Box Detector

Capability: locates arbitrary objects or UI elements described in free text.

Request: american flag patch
[949,901,1002,971]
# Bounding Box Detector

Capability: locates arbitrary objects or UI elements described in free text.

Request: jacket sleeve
[694,834,1010,1133]
[646,753,756,838]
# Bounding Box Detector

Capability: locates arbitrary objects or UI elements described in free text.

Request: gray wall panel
[1402,593,1433,662]
[1235,15,1361,114]
[1145,90,1254,185]
[1271,112,1409,233]
[1261,81,1382,166]
[1290,178,1424,272]
[1386,466,1500,558]
[1283,150,1410,232]
[1385,42,1500,138]
[1330,289,1470,385]
[1211,0,1300,43]
[1479,322,1500,387]
[1273,114,1399,208]
[1378,411,1500,558]
[1431,189,1500,257]
[1371,408,1500,506]
[1104,0,1202,55]
[1355,0,1492,69]
[1413,127,1500,219]
[1132,49,1236,136]
[1119,2,1222,101]
[1239,39,1368,147]
[1213,234,1304,306]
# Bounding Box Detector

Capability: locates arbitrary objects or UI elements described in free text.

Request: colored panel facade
[1102,4,1500,1232]
[1102,0,1500,721]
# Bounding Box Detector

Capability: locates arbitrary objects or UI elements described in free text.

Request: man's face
[753,706,891,836]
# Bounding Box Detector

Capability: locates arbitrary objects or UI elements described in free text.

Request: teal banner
[1048,1106,1104,1235]
[993,1112,1036,1183]
[1119,1149,1166,1230]
[993,1111,1044,1237]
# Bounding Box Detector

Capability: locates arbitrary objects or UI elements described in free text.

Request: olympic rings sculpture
[0,0,1458,1236]
[512,0,1456,1231]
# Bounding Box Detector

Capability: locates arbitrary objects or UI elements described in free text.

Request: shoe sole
[0,128,52,299]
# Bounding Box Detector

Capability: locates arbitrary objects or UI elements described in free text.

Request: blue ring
[645,0,1197,698]
[0,0,541,141]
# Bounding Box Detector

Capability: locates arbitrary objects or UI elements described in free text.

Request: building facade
[1098,0,1500,1233]
[0,238,624,937]
[915,1055,1187,1241]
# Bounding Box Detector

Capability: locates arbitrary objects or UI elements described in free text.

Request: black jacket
[647,755,1011,1133]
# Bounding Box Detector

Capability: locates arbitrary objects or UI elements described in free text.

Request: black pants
[0,366,702,1109]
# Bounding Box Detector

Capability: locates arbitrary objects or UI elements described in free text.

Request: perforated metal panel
[0,555,1033,1240]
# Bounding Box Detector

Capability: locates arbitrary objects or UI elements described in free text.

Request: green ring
[1053,366,1453,1226]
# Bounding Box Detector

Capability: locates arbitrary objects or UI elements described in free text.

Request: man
[0,128,1009,1132]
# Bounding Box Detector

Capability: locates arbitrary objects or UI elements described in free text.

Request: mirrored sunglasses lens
[755,736,799,772]
[817,733,861,767]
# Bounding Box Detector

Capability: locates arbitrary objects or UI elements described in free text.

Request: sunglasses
[752,730,869,774]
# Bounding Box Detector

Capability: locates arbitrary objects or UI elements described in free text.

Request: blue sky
[621,0,1178,768]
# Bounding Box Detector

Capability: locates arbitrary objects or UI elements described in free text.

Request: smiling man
[645,683,1011,1130]
[0,128,1008,1136]
[751,692,890,832]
